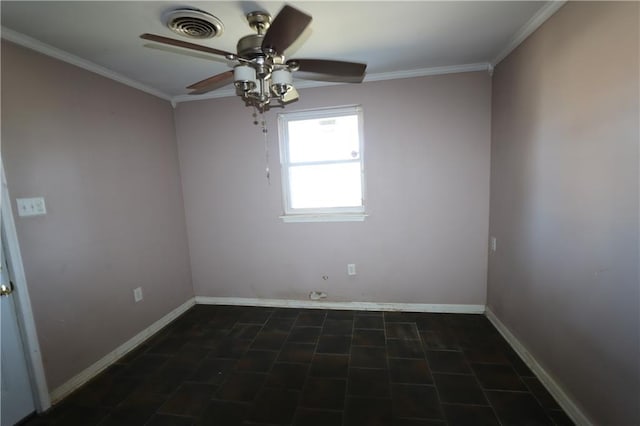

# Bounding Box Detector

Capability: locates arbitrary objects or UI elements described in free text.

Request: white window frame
[278,105,367,223]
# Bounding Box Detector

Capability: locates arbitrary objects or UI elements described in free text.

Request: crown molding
[2,0,562,106]
[492,1,567,66]
[171,62,492,104]
[365,62,491,82]
[3,23,488,106]
[1,26,172,101]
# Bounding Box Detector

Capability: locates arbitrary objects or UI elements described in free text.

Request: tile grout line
[205,306,277,423]
[520,367,564,426]
[383,311,393,424]
[111,313,194,426]
[465,354,505,426]
[291,309,327,426]
[413,319,449,426]
[251,308,299,425]
[342,313,356,426]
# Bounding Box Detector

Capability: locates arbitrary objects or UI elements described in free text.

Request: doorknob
[0,281,14,296]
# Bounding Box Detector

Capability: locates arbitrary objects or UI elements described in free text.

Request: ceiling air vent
[163,8,224,39]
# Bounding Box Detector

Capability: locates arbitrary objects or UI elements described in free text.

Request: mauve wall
[175,72,491,305]
[1,41,194,391]
[488,2,639,424]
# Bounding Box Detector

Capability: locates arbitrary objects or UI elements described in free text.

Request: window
[278,105,366,222]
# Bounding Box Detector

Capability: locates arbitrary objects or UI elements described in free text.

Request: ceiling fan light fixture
[163,8,224,40]
[143,5,366,111]
[271,69,293,96]
[234,65,257,92]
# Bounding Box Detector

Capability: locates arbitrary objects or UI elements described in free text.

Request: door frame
[1,159,51,412]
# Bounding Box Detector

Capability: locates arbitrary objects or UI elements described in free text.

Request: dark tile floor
[24,305,574,426]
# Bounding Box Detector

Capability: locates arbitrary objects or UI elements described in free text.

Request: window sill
[279,213,368,223]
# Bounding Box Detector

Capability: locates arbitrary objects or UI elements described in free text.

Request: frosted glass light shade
[272,69,292,85]
[271,69,292,96]
[234,65,256,82]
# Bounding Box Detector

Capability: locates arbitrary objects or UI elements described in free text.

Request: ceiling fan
[141,4,367,111]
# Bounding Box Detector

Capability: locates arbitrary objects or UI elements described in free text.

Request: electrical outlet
[490,237,497,252]
[16,197,47,217]
[133,287,143,302]
[347,264,356,276]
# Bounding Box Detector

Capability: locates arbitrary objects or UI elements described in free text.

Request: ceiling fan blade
[143,44,228,63]
[188,86,230,96]
[187,70,234,90]
[140,33,236,59]
[261,5,312,54]
[288,59,366,82]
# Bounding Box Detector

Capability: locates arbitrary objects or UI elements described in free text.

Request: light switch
[347,264,356,276]
[16,197,47,217]
[133,287,143,302]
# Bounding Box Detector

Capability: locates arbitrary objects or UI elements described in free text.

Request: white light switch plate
[347,264,356,276]
[133,287,143,302]
[16,197,47,217]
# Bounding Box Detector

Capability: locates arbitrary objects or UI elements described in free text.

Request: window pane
[288,114,360,163]
[289,162,362,209]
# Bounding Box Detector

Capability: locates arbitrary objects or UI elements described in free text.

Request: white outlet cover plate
[133,287,143,302]
[16,197,46,217]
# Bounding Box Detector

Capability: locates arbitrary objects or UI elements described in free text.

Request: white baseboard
[485,308,593,426]
[195,296,485,314]
[48,296,483,405]
[46,296,595,425]
[50,297,196,403]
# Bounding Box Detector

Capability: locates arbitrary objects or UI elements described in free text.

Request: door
[1,229,36,426]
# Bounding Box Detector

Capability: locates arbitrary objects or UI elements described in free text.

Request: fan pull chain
[263,116,270,185]
[252,108,271,185]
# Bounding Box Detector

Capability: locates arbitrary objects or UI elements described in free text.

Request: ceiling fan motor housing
[237,11,273,58]
[237,34,265,58]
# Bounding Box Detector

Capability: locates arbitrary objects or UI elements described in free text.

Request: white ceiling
[1,1,560,102]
